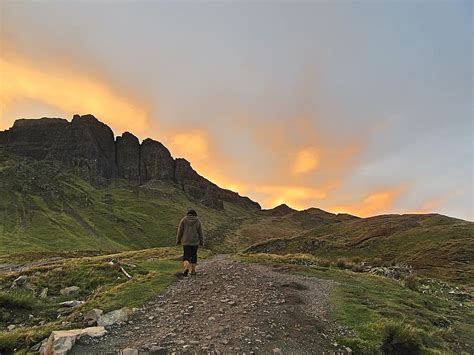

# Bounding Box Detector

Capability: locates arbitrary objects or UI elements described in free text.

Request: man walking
[176,208,204,276]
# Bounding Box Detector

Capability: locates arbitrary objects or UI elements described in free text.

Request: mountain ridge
[0,114,260,210]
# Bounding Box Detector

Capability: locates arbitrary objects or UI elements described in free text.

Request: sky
[0,0,472,220]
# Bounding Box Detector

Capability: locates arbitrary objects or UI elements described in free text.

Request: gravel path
[72,255,351,354]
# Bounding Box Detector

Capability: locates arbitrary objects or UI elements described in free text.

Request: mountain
[0,114,260,210]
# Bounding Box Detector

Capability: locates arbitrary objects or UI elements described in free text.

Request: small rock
[60,286,80,296]
[58,300,85,307]
[273,348,283,355]
[97,307,133,326]
[121,348,139,355]
[7,324,16,331]
[11,275,28,288]
[40,288,48,298]
[84,309,104,326]
[150,346,167,354]
[208,316,216,321]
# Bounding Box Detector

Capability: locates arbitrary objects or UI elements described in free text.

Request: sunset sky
[1,1,472,220]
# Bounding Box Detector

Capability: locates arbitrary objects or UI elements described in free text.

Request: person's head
[187,208,197,217]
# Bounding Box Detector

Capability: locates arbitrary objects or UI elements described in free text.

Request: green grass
[240,253,474,354]
[0,247,203,353]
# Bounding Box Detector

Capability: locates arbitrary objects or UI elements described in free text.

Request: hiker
[176,208,204,276]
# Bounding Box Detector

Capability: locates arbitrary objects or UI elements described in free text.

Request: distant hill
[244,213,474,284]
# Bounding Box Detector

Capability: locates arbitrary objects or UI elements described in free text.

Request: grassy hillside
[211,205,358,252]
[0,152,254,261]
[244,214,474,284]
[0,247,200,352]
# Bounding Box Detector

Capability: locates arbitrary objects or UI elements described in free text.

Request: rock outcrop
[116,132,140,180]
[0,114,260,210]
[139,138,175,181]
[175,158,259,209]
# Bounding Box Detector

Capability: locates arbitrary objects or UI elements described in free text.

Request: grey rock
[40,326,106,355]
[149,346,168,354]
[97,307,133,326]
[84,308,104,326]
[40,288,48,298]
[58,300,84,307]
[60,286,80,296]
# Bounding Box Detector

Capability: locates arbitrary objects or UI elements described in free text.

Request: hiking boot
[183,269,189,277]
[190,271,196,276]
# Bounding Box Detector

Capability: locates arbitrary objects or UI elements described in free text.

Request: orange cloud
[292,148,320,175]
[0,46,151,135]
[329,186,406,217]
[254,184,327,209]
[170,130,210,162]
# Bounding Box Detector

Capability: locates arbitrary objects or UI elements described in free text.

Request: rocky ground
[71,255,352,354]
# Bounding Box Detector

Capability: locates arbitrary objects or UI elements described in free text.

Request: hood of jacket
[183,215,199,226]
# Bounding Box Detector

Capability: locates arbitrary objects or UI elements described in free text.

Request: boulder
[60,286,80,296]
[83,308,104,326]
[40,326,106,355]
[97,307,133,326]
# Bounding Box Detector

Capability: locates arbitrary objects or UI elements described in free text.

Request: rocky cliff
[0,114,260,210]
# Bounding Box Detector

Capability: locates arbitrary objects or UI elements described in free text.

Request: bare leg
[191,263,196,274]
[183,260,190,276]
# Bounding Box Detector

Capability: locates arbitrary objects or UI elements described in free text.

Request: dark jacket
[176,215,203,246]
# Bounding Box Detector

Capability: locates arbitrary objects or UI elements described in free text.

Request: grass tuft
[381,320,422,354]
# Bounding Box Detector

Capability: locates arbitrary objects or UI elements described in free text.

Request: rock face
[175,158,259,209]
[116,132,140,180]
[0,114,261,210]
[139,138,175,181]
[0,115,116,183]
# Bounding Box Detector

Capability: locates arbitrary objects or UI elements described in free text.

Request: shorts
[183,245,198,264]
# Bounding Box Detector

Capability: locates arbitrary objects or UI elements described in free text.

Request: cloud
[254,184,327,209]
[170,130,210,161]
[1,40,418,218]
[0,43,152,135]
[291,148,320,175]
[329,186,406,217]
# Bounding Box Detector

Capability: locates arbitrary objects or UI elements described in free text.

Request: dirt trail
[73,255,351,354]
